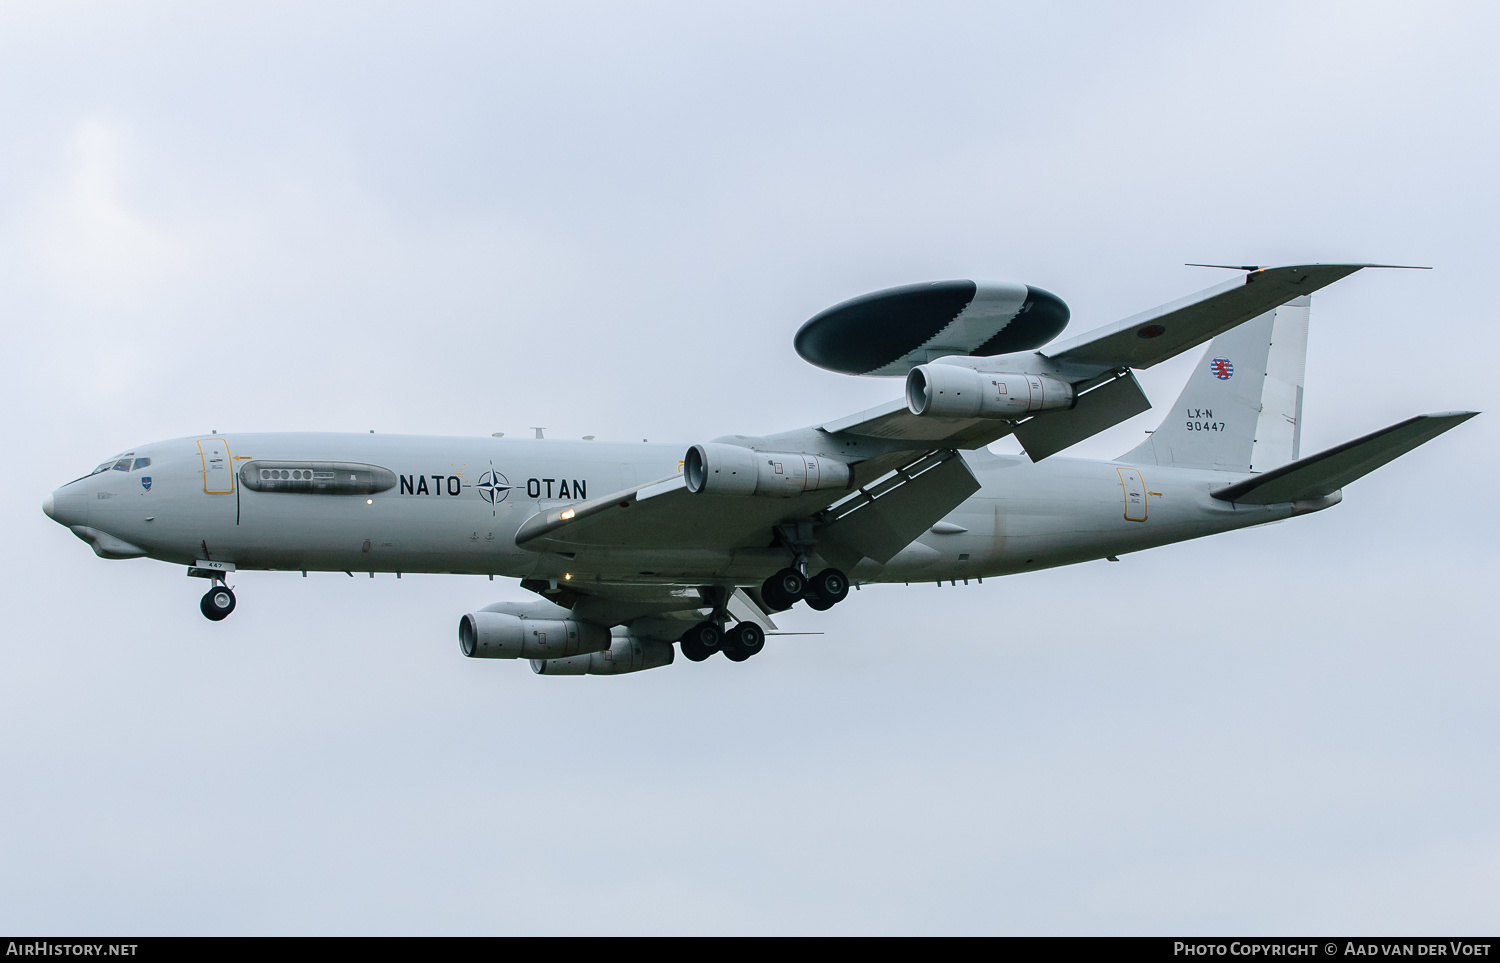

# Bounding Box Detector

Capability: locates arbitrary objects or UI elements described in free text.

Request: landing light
[366,499,373,505]
[564,573,572,580]
[560,509,575,520]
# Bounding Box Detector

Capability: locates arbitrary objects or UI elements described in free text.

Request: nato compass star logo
[476,463,517,514]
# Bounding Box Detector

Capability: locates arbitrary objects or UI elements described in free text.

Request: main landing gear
[677,619,767,663]
[200,583,237,621]
[722,622,766,662]
[676,563,846,664]
[759,566,849,612]
[679,620,721,662]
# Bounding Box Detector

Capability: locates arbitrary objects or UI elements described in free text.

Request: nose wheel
[200,584,237,621]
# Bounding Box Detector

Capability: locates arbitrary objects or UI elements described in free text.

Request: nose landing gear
[200,583,237,621]
[189,560,238,622]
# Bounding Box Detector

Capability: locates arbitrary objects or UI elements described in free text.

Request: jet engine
[906,364,1074,419]
[684,443,850,496]
[531,636,676,675]
[458,611,611,660]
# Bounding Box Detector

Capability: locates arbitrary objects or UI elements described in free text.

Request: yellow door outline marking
[198,438,236,494]
[1117,467,1147,522]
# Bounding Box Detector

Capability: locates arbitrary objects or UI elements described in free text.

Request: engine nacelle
[906,364,1074,419]
[531,636,676,675]
[458,611,611,660]
[684,443,851,496]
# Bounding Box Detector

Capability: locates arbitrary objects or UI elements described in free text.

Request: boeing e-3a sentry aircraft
[44,264,1476,676]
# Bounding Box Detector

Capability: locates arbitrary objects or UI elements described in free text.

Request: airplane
[42,263,1476,676]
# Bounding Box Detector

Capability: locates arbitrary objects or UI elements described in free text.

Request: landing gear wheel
[808,568,849,606]
[803,593,836,611]
[200,585,236,621]
[760,568,806,611]
[722,622,766,662]
[679,621,721,661]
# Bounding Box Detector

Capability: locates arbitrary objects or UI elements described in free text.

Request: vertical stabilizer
[1250,296,1309,469]
[1120,296,1310,472]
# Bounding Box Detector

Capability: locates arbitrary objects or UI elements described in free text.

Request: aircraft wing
[517,266,1426,569]
[1043,264,1373,370]
[516,449,983,572]
[816,265,1387,453]
[1211,411,1478,505]
[817,398,1018,450]
[514,474,847,553]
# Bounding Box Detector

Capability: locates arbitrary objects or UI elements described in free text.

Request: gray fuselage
[46,432,1319,587]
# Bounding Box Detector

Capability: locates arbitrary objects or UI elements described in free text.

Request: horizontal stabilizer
[1210,411,1478,505]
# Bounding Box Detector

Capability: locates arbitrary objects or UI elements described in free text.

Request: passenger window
[132,458,151,470]
[113,459,131,472]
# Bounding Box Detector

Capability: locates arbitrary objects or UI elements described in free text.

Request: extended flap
[1013,370,1152,462]
[820,452,981,563]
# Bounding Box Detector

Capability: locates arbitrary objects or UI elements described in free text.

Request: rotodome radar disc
[794,280,1070,376]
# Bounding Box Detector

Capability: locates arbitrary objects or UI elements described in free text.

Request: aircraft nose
[44,487,84,527]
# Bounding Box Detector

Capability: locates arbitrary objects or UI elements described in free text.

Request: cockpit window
[74,452,143,484]
[68,453,143,488]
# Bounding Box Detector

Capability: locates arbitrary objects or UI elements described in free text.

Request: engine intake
[684,443,850,496]
[906,364,1074,419]
[531,636,676,675]
[458,612,610,660]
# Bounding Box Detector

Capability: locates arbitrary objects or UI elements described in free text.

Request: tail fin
[1120,296,1310,471]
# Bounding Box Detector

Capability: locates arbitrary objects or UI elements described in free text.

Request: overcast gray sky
[2,1,1497,935]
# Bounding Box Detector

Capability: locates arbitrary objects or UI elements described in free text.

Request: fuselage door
[1117,467,1146,522]
[199,438,235,494]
